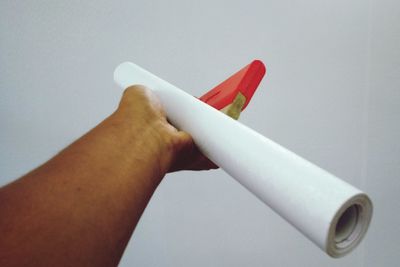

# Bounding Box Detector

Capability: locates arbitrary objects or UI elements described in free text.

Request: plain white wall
[0,1,398,266]
[364,0,400,266]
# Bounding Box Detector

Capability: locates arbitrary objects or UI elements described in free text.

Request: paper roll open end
[327,194,373,258]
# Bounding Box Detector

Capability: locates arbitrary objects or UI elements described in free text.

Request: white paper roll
[114,62,372,258]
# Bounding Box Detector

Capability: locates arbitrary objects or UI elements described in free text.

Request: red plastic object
[200,60,266,110]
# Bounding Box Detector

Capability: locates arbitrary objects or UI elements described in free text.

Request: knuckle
[120,85,152,109]
[123,84,148,98]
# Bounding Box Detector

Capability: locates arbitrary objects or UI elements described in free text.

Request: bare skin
[0,85,217,267]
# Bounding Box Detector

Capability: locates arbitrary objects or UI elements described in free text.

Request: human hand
[114,85,218,175]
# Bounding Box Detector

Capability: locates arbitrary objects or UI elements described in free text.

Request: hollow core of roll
[335,205,359,244]
[334,203,366,252]
[327,195,372,258]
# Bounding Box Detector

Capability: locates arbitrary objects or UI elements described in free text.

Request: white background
[1,1,399,266]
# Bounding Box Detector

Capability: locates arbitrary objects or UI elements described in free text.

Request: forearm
[0,110,170,266]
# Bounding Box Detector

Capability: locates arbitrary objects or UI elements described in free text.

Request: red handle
[199,60,266,110]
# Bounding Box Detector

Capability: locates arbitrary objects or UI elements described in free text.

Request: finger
[174,131,194,153]
[187,154,219,171]
[167,131,195,172]
[168,130,219,172]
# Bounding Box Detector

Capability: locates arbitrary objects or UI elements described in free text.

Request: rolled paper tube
[114,62,372,258]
